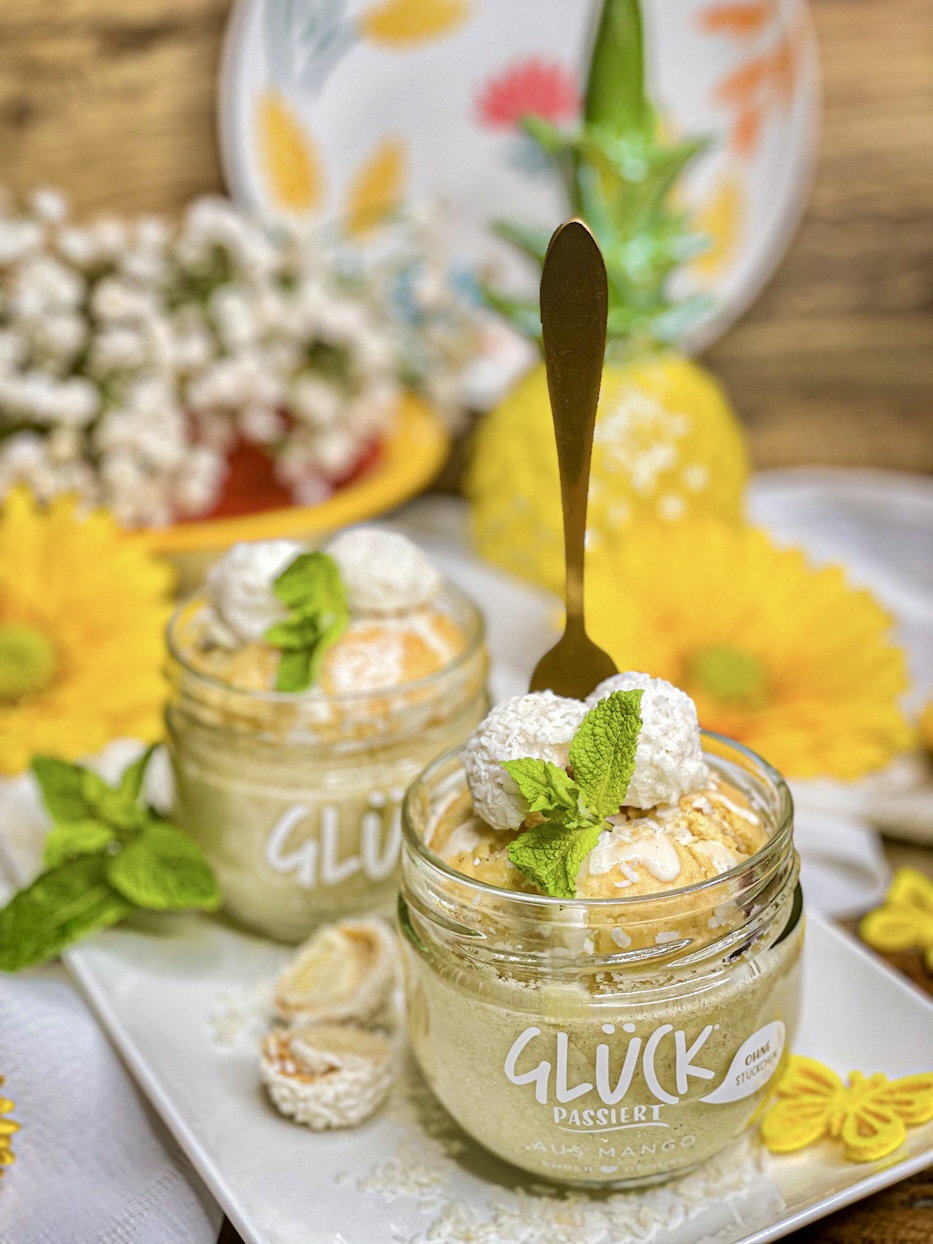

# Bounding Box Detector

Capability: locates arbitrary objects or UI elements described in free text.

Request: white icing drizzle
[691,838,740,875]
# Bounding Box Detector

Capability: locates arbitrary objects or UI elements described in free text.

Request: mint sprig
[264,552,349,693]
[0,750,221,973]
[505,690,643,899]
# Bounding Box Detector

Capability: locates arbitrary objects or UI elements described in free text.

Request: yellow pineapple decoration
[256,90,324,215]
[467,0,749,594]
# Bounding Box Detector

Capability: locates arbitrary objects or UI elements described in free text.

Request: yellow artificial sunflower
[0,489,173,775]
[585,521,912,779]
[0,1078,18,1175]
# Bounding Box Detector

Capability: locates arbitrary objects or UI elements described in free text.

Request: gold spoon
[529,219,618,699]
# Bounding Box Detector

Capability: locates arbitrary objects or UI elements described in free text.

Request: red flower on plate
[476,59,580,130]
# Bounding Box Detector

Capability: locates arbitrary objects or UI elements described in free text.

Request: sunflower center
[0,624,59,704]
[689,644,767,708]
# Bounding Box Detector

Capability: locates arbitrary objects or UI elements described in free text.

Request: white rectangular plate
[65,910,933,1244]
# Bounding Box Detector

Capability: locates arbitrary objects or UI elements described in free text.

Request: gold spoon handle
[540,220,609,633]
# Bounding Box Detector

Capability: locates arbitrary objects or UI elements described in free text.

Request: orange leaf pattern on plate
[700,1,810,159]
[345,139,407,236]
[256,90,324,214]
[760,1054,933,1163]
[860,867,933,974]
[360,0,470,45]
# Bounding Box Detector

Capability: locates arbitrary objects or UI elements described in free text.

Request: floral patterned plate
[220,0,819,358]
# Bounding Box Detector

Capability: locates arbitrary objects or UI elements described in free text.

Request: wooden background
[2,4,932,1242]
[1,0,932,473]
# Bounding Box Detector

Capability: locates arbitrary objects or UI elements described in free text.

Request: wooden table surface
[1,2,931,1240]
[1,0,932,474]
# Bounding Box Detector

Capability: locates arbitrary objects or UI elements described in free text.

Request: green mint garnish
[0,855,132,974]
[264,552,349,693]
[505,689,644,899]
[0,750,221,973]
[107,823,220,911]
[508,818,606,901]
[568,688,643,820]
[502,758,580,816]
[44,820,116,869]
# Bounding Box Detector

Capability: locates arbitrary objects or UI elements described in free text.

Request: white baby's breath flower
[289,374,343,428]
[172,444,226,515]
[0,220,43,265]
[88,326,149,375]
[92,276,157,323]
[238,404,284,443]
[30,188,68,225]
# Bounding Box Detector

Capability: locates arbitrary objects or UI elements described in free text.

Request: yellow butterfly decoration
[860,867,933,973]
[0,1077,19,1176]
[760,1054,933,1163]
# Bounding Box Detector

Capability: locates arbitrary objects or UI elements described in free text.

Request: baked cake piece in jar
[166,528,487,940]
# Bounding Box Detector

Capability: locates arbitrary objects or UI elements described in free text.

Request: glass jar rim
[402,730,794,911]
[165,577,486,708]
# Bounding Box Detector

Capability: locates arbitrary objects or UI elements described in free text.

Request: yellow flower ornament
[0,1078,18,1175]
[860,868,933,973]
[760,1055,933,1163]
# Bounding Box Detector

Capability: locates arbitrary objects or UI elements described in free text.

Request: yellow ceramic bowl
[139,396,448,589]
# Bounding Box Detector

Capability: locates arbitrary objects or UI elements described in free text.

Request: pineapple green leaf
[584,0,650,139]
[491,220,552,266]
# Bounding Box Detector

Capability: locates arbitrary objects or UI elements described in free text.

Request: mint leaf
[44,820,116,869]
[569,689,644,819]
[31,757,94,824]
[107,823,221,912]
[502,758,579,816]
[276,648,314,694]
[0,856,132,972]
[118,744,158,806]
[266,552,349,693]
[272,552,345,614]
[508,818,605,900]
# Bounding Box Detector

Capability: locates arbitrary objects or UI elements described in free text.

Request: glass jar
[166,583,488,942]
[399,733,802,1188]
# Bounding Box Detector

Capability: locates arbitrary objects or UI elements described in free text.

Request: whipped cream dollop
[206,539,301,646]
[586,672,708,808]
[462,691,589,830]
[326,528,441,615]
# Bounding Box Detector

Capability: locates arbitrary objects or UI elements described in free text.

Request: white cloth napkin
[0,967,222,1244]
[0,745,221,1244]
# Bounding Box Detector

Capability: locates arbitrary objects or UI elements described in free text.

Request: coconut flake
[587,671,708,808]
[326,528,441,614]
[462,691,588,830]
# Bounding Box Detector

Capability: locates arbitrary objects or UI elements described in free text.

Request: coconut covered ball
[586,672,708,808]
[463,691,589,830]
[326,528,441,614]
[206,539,301,646]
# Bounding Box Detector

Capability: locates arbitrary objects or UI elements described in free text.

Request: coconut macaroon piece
[273,919,399,1027]
[206,539,301,646]
[260,1024,394,1130]
[586,671,708,808]
[326,528,442,614]
[462,691,589,830]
